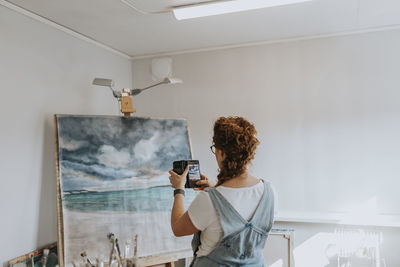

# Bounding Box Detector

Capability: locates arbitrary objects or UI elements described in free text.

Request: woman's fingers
[182,165,189,177]
[169,166,189,178]
[194,180,210,190]
[169,166,189,189]
[200,173,209,180]
[196,180,209,186]
[169,169,178,176]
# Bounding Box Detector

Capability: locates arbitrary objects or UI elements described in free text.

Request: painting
[55,115,196,267]
[8,243,58,267]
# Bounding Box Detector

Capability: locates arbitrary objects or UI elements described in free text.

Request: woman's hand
[169,166,189,189]
[194,173,213,191]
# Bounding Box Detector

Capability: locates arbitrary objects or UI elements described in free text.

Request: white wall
[0,6,132,265]
[132,29,400,266]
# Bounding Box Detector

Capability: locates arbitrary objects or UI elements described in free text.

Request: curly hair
[213,116,259,186]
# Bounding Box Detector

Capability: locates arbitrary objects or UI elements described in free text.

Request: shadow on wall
[37,115,58,247]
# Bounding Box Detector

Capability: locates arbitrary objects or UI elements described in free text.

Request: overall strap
[206,187,247,237]
[250,181,275,232]
[207,181,275,236]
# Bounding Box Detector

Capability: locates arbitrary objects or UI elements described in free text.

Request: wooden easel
[120,89,136,117]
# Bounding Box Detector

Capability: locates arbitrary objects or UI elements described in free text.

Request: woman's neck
[220,171,260,188]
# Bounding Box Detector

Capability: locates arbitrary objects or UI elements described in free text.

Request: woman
[169,116,275,266]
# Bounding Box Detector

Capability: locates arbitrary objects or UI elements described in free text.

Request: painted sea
[55,116,197,266]
[62,186,196,213]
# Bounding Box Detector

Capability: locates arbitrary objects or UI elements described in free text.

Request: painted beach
[62,185,196,265]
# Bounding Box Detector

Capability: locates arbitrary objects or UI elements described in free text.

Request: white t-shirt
[187,180,266,257]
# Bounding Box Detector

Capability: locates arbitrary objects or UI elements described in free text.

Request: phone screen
[188,163,200,180]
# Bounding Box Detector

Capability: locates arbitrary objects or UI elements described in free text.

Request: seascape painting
[55,115,196,266]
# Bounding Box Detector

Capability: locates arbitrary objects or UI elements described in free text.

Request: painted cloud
[56,116,192,191]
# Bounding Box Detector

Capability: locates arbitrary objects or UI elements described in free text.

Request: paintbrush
[80,251,94,267]
[30,253,34,267]
[41,249,49,267]
[107,233,116,267]
[115,238,122,267]
[133,235,138,257]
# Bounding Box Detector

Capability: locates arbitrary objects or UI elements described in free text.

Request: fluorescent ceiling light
[173,0,313,20]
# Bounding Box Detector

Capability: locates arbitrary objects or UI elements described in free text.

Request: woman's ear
[220,150,226,161]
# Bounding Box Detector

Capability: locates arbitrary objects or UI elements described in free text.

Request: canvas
[55,115,196,267]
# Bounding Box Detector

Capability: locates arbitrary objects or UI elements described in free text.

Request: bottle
[124,239,131,258]
[41,249,49,267]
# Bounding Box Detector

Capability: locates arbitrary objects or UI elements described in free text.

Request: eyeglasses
[210,145,216,154]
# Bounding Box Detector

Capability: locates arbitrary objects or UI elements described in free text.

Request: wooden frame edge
[54,114,65,267]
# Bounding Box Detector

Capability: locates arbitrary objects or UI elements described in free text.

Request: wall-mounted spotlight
[92,78,122,99]
[92,77,183,117]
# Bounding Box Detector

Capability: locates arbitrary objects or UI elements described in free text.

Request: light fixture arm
[130,80,166,96]
[130,77,182,96]
[109,87,122,99]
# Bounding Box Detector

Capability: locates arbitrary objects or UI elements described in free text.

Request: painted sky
[56,116,192,192]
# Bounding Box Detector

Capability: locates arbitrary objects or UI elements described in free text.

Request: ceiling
[4,0,400,57]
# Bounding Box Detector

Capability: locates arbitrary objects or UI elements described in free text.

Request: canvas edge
[185,118,194,160]
[54,114,188,121]
[54,115,65,267]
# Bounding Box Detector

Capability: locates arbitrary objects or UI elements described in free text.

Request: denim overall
[190,181,274,267]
